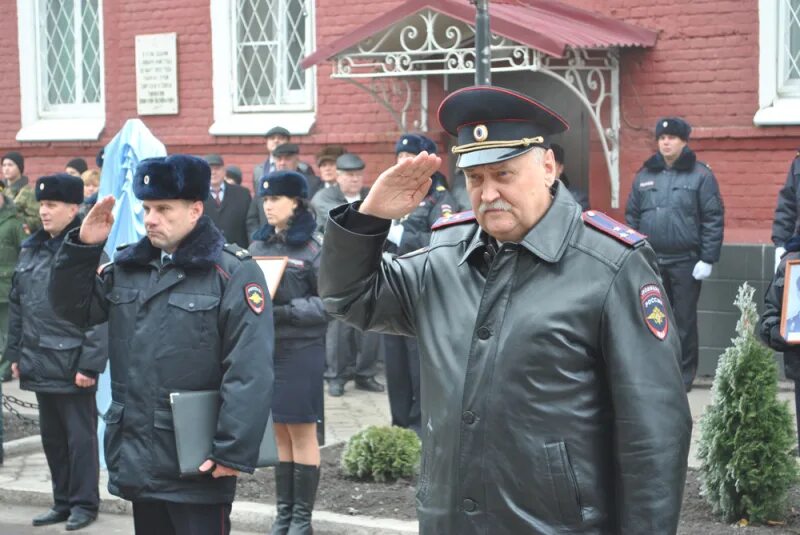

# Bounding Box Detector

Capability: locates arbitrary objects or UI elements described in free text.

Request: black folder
[169,390,278,477]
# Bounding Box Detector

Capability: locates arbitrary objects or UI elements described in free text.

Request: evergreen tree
[697,283,798,523]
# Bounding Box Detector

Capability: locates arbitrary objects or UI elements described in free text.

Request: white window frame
[755,0,800,125]
[209,0,316,136]
[15,0,105,141]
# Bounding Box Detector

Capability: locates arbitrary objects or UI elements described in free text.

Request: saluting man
[318,86,691,534]
[7,173,106,530]
[49,155,274,535]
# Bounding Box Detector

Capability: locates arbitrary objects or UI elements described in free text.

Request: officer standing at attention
[318,86,691,534]
[49,155,274,535]
[625,117,724,391]
[7,174,106,530]
[382,133,455,433]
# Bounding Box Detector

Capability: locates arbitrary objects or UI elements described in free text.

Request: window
[16,0,105,141]
[756,0,800,124]
[210,0,316,136]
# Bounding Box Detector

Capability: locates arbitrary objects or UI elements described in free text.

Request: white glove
[775,246,786,273]
[692,260,712,280]
[387,222,405,247]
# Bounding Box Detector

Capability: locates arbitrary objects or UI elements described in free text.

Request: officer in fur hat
[625,117,724,391]
[7,173,107,530]
[318,86,690,534]
[49,155,274,535]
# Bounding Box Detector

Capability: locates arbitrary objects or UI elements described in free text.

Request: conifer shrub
[697,283,798,524]
[341,425,421,482]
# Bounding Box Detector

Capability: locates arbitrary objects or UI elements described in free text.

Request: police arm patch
[245,283,266,315]
[640,283,668,340]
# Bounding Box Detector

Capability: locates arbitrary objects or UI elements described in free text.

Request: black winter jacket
[760,234,800,380]
[249,209,328,344]
[6,217,107,394]
[625,147,724,265]
[49,216,274,504]
[772,155,800,246]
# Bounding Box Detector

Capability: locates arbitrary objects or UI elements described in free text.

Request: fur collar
[251,208,317,246]
[643,146,697,172]
[115,215,224,269]
[22,215,81,251]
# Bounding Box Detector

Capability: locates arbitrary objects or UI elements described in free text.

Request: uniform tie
[212,189,221,207]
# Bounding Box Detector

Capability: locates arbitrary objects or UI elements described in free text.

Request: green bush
[697,283,799,524]
[341,425,421,482]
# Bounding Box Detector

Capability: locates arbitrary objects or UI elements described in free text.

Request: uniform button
[188,302,195,308]
[477,326,491,340]
[462,411,476,425]
[462,498,477,512]
[58,343,63,348]
[177,274,184,279]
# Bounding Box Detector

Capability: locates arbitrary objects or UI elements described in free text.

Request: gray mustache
[479,200,513,214]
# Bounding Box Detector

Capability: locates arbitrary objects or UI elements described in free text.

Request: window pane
[81,0,101,104]
[285,0,306,92]
[45,0,77,106]
[42,0,102,108]
[235,0,309,109]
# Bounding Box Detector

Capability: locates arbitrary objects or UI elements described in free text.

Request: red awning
[302,0,658,69]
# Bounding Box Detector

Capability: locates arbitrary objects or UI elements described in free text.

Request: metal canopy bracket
[329,9,622,207]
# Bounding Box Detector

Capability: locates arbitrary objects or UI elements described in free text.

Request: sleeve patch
[245,283,266,315]
[641,283,669,341]
[432,210,476,230]
[582,211,646,247]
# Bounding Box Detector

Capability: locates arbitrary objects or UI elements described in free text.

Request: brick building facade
[5,0,800,373]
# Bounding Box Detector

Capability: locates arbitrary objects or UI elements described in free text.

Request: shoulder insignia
[432,210,476,231]
[582,211,646,247]
[640,283,669,341]
[223,243,251,260]
[96,261,113,275]
[244,283,265,315]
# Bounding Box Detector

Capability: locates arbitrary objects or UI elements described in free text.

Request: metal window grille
[780,0,800,95]
[38,0,102,113]
[234,0,310,111]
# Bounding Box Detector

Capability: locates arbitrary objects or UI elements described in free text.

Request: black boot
[287,464,320,535]
[270,462,294,535]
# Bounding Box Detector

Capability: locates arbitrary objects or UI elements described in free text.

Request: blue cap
[438,85,568,168]
[259,170,309,199]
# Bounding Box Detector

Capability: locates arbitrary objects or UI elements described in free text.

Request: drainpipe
[471,0,491,85]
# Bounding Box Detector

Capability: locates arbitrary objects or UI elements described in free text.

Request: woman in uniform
[249,170,327,535]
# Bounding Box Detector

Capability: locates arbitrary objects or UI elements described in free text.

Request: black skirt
[271,339,325,424]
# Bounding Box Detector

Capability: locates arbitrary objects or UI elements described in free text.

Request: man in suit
[310,153,370,231]
[251,127,316,192]
[203,154,252,248]
[246,144,320,240]
[311,153,383,396]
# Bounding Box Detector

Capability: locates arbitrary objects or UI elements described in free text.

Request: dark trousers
[383,334,421,433]
[36,392,99,516]
[132,501,232,535]
[324,320,378,381]
[659,260,702,387]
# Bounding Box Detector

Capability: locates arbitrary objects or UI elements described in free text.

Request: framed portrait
[253,256,288,299]
[781,259,800,343]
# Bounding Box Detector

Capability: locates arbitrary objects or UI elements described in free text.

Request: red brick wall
[0,0,795,243]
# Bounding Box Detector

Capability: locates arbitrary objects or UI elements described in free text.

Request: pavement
[0,375,796,534]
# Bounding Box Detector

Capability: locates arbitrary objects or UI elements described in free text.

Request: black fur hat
[258,170,309,199]
[133,155,210,202]
[655,117,691,141]
[35,173,84,204]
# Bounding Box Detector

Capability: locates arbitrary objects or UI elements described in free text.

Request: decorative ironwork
[326,8,624,206]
